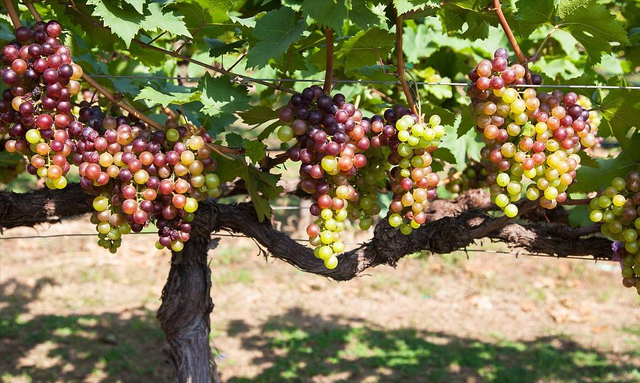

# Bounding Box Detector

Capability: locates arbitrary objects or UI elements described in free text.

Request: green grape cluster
[387,114,443,234]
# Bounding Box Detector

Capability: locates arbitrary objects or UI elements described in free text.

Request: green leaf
[301,0,348,33]
[238,106,279,126]
[557,0,630,64]
[225,132,244,147]
[515,0,555,36]
[351,0,385,30]
[571,152,639,193]
[88,0,143,47]
[180,0,232,24]
[339,28,395,72]
[141,3,191,38]
[123,0,144,14]
[205,38,245,57]
[135,87,200,107]
[598,89,640,135]
[432,147,456,165]
[393,0,439,15]
[245,140,267,163]
[197,74,251,116]
[246,7,306,68]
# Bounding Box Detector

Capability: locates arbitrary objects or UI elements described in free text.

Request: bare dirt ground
[1,217,640,383]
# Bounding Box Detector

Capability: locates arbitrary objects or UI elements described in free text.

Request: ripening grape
[589,172,640,295]
[1,20,83,189]
[468,47,600,217]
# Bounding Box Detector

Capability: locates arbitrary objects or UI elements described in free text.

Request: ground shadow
[225,308,640,383]
[0,277,171,382]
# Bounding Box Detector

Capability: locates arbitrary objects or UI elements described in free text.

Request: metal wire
[86,74,640,91]
[0,230,615,262]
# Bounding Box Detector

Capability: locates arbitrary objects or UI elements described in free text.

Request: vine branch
[25,2,41,22]
[492,0,532,83]
[394,11,418,116]
[324,28,334,94]
[3,0,21,27]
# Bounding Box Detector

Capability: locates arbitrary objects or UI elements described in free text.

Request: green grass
[224,310,640,383]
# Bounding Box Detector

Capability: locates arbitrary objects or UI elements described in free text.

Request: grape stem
[529,25,559,63]
[394,11,418,116]
[80,73,165,130]
[4,0,22,27]
[25,2,41,22]
[492,0,532,84]
[324,28,334,94]
[561,198,591,206]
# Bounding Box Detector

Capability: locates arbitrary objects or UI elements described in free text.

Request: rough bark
[157,236,220,383]
[0,183,91,230]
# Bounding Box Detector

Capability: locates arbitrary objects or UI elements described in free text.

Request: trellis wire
[86,74,640,91]
[0,231,614,262]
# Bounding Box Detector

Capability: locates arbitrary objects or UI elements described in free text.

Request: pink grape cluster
[76,108,219,253]
[589,172,640,294]
[278,86,373,269]
[469,48,599,217]
[1,20,83,189]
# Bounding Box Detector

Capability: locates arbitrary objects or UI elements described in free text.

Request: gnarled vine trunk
[157,236,220,383]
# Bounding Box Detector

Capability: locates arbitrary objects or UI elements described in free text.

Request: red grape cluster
[588,172,640,294]
[76,108,219,253]
[468,48,599,217]
[1,20,83,189]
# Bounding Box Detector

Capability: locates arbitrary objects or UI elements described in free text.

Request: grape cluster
[75,108,219,253]
[1,20,83,189]
[469,48,599,217]
[445,160,489,196]
[277,87,447,268]
[588,172,640,294]
[386,112,443,234]
[278,86,371,269]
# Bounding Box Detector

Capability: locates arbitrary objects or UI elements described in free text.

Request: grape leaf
[140,3,191,38]
[571,152,639,193]
[393,0,439,15]
[225,132,244,148]
[88,0,143,47]
[244,140,267,163]
[351,0,385,30]
[123,0,144,14]
[557,0,629,64]
[598,90,640,139]
[205,38,245,57]
[238,106,279,126]
[339,28,395,72]
[301,0,349,34]
[246,7,306,69]
[515,0,555,36]
[135,87,200,107]
[197,74,251,116]
[457,106,475,137]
